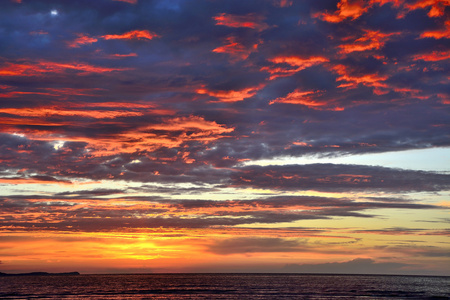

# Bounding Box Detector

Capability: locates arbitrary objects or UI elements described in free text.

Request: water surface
[1,273,449,299]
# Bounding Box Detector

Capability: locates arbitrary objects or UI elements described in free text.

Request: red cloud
[0,101,173,120]
[420,19,450,39]
[0,61,130,77]
[1,104,231,156]
[403,0,449,18]
[270,89,344,111]
[102,30,160,40]
[66,29,159,48]
[108,53,138,58]
[91,115,234,155]
[273,0,293,7]
[67,34,98,48]
[262,56,328,79]
[339,30,399,54]
[213,13,269,31]
[412,50,450,61]
[0,87,103,99]
[314,0,369,23]
[78,102,176,116]
[317,0,449,22]
[332,64,388,94]
[148,115,234,134]
[212,36,260,60]
[196,85,265,102]
[270,90,323,106]
[0,177,72,185]
[369,0,403,7]
[0,107,145,119]
[437,94,450,104]
[0,91,54,98]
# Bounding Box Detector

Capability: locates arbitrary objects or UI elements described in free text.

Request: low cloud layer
[282,258,410,274]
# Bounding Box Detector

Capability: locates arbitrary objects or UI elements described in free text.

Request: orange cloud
[0,107,144,119]
[79,101,171,111]
[317,0,449,21]
[0,102,177,148]
[0,87,104,99]
[196,85,264,102]
[332,64,389,93]
[0,91,54,98]
[0,102,172,120]
[102,30,159,40]
[270,89,344,111]
[0,61,130,77]
[369,0,404,7]
[67,33,98,48]
[339,30,398,54]
[270,89,323,106]
[420,19,450,39]
[262,56,329,79]
[412,50,450,61]
[0,116,68,129]
[314,0,369,23]
[213,36,259,60]
[269,56,329,66]
[292,141,313,147]
[392,87,423,96]
[371,0,450,18]
[109,53,138,58]
[0,177,72,185]
[90,115,234,155]
[213,13,270,31]
[67,29,158,48]
[403,0,449,18]
[3,113,233,156]
[147,115,234,134]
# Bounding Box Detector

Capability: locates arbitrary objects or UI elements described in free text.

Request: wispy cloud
[213,13,270,31]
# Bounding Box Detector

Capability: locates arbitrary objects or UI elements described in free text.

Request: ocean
[0,273,449,299]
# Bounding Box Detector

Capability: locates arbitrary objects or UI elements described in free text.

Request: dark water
[0,273,449,299]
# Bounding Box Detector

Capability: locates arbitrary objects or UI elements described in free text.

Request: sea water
[0,273,449,299]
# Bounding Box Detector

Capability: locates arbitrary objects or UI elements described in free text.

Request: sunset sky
[1,0,449,275]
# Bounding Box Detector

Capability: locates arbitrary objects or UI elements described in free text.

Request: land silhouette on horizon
[0,271,80,276]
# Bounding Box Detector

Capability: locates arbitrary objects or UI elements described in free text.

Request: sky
[0,0,449,275]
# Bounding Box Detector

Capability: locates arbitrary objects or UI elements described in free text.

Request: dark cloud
[55,189,125,197]
[282,258,410,275]
[352,227,450,236]
[0,194,442,232]
[206,237,307,255]
[230,164,450,192]
[1,126,449,193]
[373,244,450,259]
